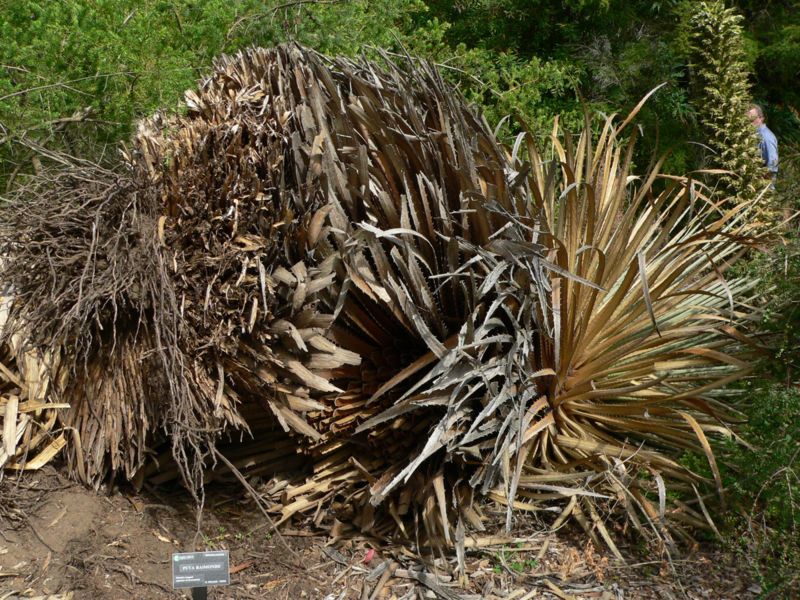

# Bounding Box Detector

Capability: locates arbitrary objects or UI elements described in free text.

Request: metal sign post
[172,550,230,598]
[192,587,208,600]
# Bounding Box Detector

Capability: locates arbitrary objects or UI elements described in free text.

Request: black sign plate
[172,550,230,588]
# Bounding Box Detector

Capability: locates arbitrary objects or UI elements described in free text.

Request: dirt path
[0,467,759,599]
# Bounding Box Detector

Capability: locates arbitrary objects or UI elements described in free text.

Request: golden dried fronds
[0,45,762,547]
[0,295,66,476]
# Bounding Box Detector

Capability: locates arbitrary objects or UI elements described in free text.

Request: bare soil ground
[0,466,759,600]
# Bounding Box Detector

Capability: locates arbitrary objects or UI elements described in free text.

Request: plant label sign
[172,550,230,589]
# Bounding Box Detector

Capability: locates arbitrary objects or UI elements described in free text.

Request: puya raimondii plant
[688,0,766,201]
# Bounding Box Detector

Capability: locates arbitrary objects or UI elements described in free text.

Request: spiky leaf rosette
[501,114,762,545]
[257,110,762,548]
[0,45,761,548]
[132,45,553,541]
[320,113,762,546]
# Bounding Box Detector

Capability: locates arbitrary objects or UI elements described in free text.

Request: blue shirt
[757,124,779,174]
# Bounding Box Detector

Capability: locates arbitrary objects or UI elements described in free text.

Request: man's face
[748,109,763,127]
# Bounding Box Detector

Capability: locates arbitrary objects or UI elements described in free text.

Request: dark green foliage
[424,0,697,164]
[688,0,765,198]
[729,386,800,527]
[757,240,800,382]
[6,0,798,182]
[721,384,800,596]
[739,1,800,123]
[1,0,240,179]
[0,0,712,184]
[707,139,800,592]
[578,29,695,172]
[0,0,443,182]
[739,154,800,381]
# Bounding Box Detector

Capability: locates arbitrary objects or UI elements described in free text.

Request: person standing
[747,104,779,185]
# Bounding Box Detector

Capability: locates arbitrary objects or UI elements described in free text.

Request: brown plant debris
[0,44,762,548]
[0,296,66,476]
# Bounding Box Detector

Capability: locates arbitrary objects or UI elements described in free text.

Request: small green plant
[491,547,538,575]
[200,525,230,548]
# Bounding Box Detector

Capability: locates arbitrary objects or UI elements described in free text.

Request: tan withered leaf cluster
[0,297,66,473]
[0,45,761,547]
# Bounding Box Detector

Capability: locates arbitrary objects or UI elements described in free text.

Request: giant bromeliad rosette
[0,44,762,550]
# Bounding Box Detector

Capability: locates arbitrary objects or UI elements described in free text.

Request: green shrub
[721,384,800,596]
[0,0,443,183]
